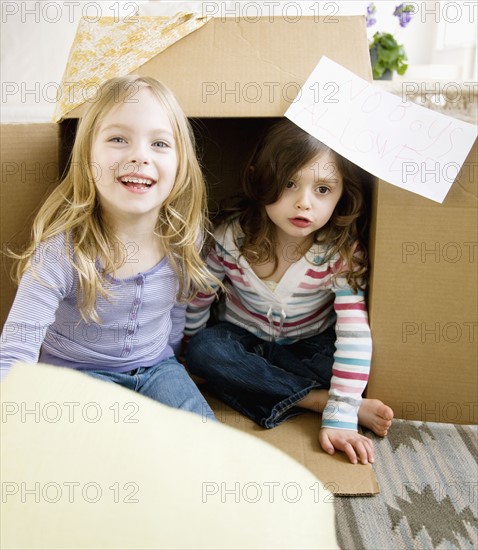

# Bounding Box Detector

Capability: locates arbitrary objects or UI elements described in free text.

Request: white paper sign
[285,56,477,203]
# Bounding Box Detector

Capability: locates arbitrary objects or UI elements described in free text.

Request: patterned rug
[334,420,478,549]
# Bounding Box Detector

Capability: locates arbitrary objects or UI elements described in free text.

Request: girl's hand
[319,427,374,465]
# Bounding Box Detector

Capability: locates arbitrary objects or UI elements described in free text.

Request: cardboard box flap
[367,140,478,424]
[54,12,211,122]
[207,393,379,495]
[63,15,372,119]
[0,123,61,330]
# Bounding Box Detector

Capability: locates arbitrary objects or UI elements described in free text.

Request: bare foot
[358,399,393,436]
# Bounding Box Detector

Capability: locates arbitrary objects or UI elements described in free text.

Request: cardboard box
[0,124,61,327]
[367,140,478,425]
[1,15,476,498]
[0,15,381,495]
[63,16,372,120]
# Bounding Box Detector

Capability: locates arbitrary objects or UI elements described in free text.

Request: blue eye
[152,141,168,148]
[109,137,125,143]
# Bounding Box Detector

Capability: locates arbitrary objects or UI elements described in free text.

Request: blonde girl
[1,75,216,417]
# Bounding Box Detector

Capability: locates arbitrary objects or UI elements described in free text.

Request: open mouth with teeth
[118,176,156,191]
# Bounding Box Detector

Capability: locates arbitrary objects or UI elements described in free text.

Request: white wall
[364,1,477,79]
[1,1,476,122]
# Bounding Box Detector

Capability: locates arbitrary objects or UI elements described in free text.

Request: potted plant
[366,3,416,80]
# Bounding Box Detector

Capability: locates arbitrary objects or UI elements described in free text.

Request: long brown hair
[228,118,370,291]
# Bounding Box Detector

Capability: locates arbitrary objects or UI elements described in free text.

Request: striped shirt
[185,220,372,431]
[0,233,185,379]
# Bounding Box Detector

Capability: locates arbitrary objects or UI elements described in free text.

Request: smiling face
[90,86,178,227]
[265,150,343,246]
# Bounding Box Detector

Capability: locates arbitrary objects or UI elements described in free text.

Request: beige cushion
[1,362,338,549]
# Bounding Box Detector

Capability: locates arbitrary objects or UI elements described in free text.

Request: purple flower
[366,2,377,27]
[393,3,415,28]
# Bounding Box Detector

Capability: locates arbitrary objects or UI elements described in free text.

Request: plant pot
[369,45,393,81]
[376,69,393,81]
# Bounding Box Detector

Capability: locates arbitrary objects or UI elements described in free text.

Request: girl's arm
[0,236,73,380]
[184,244,226,338]
[168,302,187,356]
[318,282,374,464]
[321,285,372,431]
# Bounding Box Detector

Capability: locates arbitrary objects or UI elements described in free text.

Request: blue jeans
[186,322,336,428]
[83,356,215,420]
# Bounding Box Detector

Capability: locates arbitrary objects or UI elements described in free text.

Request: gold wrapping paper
[54,13,210,122]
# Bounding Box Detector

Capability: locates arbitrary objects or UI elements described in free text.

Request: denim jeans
[83,356,215,420]
[186,322,336,428]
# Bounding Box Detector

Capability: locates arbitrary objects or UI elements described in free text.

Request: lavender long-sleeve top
[0,233,185,380]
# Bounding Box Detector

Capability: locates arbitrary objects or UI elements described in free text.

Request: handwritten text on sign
[285,57,477,203]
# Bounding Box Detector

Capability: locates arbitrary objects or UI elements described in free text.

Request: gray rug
[334,420,478,549]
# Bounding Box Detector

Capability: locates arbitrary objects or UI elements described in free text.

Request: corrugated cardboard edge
[53,13,211,122]
[207,393,380,495]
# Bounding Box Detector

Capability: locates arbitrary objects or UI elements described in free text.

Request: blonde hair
[12,76,217,320]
